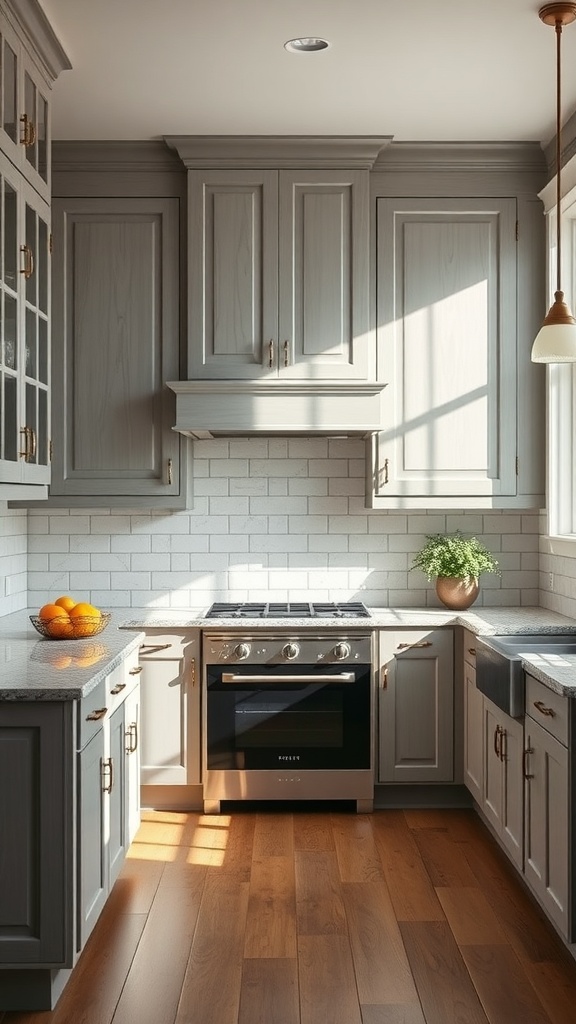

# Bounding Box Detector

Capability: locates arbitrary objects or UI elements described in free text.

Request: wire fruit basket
[30,612,111,640]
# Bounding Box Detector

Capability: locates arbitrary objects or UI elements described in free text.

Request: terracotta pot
[435,576,480,610]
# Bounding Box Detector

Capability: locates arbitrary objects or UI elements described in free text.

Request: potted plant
[411,531,500,609]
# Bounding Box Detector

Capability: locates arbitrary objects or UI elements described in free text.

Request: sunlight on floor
[126,810,231,866]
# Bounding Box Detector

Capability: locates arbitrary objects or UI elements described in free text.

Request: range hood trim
[167,379,387,439]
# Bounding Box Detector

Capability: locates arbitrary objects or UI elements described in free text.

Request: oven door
[206,661,371,771]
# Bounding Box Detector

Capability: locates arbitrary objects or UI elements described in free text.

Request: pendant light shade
[531,2,576,363]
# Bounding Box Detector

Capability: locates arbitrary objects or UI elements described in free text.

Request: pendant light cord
[556,16,563,295]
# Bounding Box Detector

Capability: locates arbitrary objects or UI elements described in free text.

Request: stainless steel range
[201,602,375,813]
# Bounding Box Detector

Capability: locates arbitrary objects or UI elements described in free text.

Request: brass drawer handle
[86,707,107,721]
[139,643,172,653]
[129,666,143,675]
[19,113,36,147]
[468,647,476,656]
[533,700,555,717]
[110,682,126,695]
[397,641,433,650]
[523,746,535,780]
[125,721,138,754]
[101,757,114,793]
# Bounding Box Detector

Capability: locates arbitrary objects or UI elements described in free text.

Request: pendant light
[532,2,576,363]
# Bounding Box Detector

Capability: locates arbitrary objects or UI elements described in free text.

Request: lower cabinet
[481,695,523,870]
[138,628,200,788]
[77,652,141,949]
[378,628,454,783]
[0,643,141,1011]
[523,675,571,939]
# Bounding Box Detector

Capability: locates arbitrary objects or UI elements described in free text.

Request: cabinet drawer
[526,675,569,747]
[78,649,142,750]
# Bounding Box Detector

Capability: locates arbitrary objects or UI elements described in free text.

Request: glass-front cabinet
[0,152,50,492]
[0,9,52,203]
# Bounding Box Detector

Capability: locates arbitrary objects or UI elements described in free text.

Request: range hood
[167,380,386,439]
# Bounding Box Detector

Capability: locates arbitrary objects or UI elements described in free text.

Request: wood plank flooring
[3,807,576,1024]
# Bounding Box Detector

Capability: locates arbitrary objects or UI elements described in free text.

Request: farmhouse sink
[475,633,576,718]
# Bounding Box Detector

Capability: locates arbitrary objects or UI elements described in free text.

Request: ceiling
[38,0,576,146]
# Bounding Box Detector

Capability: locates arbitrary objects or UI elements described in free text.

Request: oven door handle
[220,672,356,684]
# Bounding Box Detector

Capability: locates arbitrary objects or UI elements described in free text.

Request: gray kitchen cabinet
[77,649,141,949]
[138,628,200,791]
[463,632,483,805]
[0,150,51,498]
[0,1,69,204]
[185,167,372,381]
[481,694,523,870]
[39,194,189,508]
[0,641,141,1011]
[523,675,571,938]
[378,628,454,783]
[367,194,545,509]
[0,0,69,502]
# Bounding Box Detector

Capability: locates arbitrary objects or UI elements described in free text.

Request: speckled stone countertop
[3,605,576,700]
[0,610,144,700]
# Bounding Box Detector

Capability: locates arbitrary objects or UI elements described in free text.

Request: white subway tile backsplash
[0,442,548,615]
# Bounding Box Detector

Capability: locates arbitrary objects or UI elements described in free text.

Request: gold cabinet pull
[396,641,433,650]
[523,746,534,779]
[19,113,36,147]
[283,339,289,367]
[129,666,143,675]
[29,428,36,459]
[268,339,274,369]
[139,642,172,653]
[86,707,108,722]
[167,458,173,485]
[468,647,476,656]
[493,724,501,759]
[125,721,138,754]
[533,700,555,717]
[110,682,126,695]
[19,426,31,461]
[19,244,34,278]
[101,757,114,793]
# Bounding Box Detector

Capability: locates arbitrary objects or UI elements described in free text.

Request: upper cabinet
[366,144,547,510]
[186,167,372,381]
[0,1,70,204]
[0,1,70,501]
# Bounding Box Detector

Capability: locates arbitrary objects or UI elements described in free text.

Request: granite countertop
[2,605,576,700]
[0,610,144,700]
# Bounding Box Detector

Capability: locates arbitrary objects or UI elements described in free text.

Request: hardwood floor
[3,807,576,1024]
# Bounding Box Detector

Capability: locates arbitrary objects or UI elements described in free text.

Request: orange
[69,602,101,619]
[38,602,68,621]
[55,595,76,612]
[69,602,102,637]
[44,612,73,639]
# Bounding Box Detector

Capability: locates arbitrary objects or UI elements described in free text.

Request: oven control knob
[333,642,351,661]
[233,642,251,660]
[282,642,300,660]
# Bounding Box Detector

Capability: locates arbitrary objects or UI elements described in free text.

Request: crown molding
[164,135,393,169]
[2,0,71,82]
[372,140,547,174]
[52,140,184,174]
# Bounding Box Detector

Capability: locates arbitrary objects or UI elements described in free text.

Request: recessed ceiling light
[284,37,331,54]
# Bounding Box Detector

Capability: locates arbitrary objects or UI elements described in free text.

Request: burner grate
[204,601,371,619]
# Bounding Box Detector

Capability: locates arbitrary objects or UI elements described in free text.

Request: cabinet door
[463,658,483,805]
[379,628,454,782]
[278,170,371,380]
[482,698,504,835]
[371,198,517,506]
[500,714,523,869]
[107,702,127,889]
[524,716,569,937]
[48,196,184,505]
[0,701,70,965]
[139,631,199,786]
[187,169,278,378]
[0,153,50,491]
[77,726,106,950]
[124,683,141,847]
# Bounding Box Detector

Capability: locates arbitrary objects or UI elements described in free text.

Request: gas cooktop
[204,601,371,619]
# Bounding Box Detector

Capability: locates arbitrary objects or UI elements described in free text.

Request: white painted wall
[9,438,540,611]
